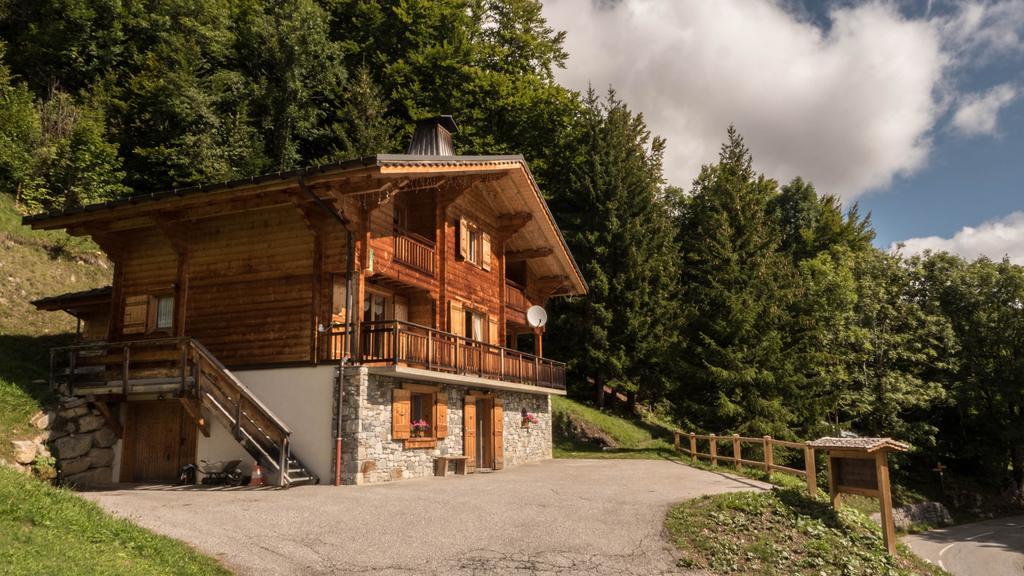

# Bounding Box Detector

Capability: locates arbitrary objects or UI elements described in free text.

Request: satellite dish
[526,305,548,328]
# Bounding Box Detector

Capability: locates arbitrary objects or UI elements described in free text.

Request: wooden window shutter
[492,398,504,470]
[392,388,411,440]
[123,295,149,335]
[488,316,499,345]
[449,300,465,337]
[463,395,476,468]
[458,217,470,260]
[435,392,448,438]
[481,232,492,270]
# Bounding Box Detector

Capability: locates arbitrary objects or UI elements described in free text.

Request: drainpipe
[336,229,355,485]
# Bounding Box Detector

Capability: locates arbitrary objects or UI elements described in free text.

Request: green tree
[675,127,799,436]
[329,66,401,160]
[547,89,679,409]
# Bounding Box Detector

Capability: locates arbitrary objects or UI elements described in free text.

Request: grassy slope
[666,489,946,576]
[0,466,231,576]
[0,193,112,459]
[551,395,679,460]
[0,195,229,576]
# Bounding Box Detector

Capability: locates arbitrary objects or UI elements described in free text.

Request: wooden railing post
[179,339,188,396]
[279,437,289,487]
[689,433,697,464]
[393,321,400,365]
[763,436,773,475]
[122,344,130,396]
[674,432,680,451]
[67,349,76,394]
[733,434,741,470]
[709,434,718,466]
[804,444,817,496]
[454,337,461,374]
[426,331,433,370]
[234,396,242,441]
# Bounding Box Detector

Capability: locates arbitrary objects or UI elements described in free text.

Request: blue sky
[543,0,1024,261]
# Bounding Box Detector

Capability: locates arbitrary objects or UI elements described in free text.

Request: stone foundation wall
[341,367,552,485]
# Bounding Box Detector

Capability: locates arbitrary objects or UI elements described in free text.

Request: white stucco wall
[233,365,337,483]
[196,408,255,476]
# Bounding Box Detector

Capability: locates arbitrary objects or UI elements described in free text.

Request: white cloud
[951,83,1018,136]
[941,0,1024,61]
[894,212,1024,263]
[542,0,949,199]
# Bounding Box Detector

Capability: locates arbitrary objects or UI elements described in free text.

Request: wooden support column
[310,232,323,363]
[876,452,897,556]
[533,327,543,357]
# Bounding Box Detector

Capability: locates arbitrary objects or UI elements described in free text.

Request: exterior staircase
[51,337,318,487]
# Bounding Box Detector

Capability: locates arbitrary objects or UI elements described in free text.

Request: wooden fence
[674,432,818,496]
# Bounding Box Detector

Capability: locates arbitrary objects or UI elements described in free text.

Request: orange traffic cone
[251,464,264,487]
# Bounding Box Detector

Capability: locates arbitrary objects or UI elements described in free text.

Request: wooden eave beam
[495,212,533,241]
[504,247,553,262]
[531,275,570,303]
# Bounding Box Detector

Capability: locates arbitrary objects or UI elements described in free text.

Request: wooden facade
[29,155,586,389]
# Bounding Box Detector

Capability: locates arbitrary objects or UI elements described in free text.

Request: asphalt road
[84,459,769,576]
[903,515,1024,576]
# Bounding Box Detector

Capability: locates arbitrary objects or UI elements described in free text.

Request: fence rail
[393,232,435,276]
[674,431,818,496]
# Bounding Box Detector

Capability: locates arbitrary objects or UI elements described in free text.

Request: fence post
[674,432,680,451]
[689,433,697,464]
[804,444,817,496]
[764,436,774,477]
[732,434,741,470]
[709,434,718,467]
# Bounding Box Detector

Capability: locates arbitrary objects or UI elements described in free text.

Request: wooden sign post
[807,437,909,556]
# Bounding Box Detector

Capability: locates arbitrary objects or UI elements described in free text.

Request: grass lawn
[665,488,947,576]
[551,395,681,460]
[0,466,231,576]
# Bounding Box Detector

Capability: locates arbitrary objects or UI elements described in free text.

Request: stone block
[11,440,37,465]
[64,466,113,488]
[54,434,92,460]
[85,447,114,468]
[75,414,106,434]
[93,427,118,448]
[60,456,91,476]
[29,411,51,430]
[58,404,89,420]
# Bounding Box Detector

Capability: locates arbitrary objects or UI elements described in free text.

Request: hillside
[551,396,679,459]
[0,194,111,460]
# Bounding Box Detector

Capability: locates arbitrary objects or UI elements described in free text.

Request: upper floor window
[155,296,174,330]
[123,294,174,335]
[458,216,491,271]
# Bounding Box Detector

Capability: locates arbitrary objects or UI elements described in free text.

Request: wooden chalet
[27,116,586,486]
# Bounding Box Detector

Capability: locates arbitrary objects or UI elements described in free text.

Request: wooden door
[122,401,196,483]
[464,395,476,469]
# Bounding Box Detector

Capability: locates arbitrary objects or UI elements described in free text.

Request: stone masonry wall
[341,367,552,485]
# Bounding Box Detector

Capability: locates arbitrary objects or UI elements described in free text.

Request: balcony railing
[333,320,565,391]
[505,280,528,311]
[394,232,435,276]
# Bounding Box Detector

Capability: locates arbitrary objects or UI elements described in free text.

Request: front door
[465,396,503,470]
[122,401,196,483]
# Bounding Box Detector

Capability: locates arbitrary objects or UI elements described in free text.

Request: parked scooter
[178,459,245,486]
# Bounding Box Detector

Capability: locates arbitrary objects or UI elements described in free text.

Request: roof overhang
[22,155,587,297]
[32,286,113,316]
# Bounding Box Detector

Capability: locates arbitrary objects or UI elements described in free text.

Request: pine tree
[333,66,400,159]
[547,89,679,408]
[675,127,798,436]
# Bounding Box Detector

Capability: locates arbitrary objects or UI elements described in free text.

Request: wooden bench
[434,456,470,477]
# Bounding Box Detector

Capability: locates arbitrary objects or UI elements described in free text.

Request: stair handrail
[188,339,292,437]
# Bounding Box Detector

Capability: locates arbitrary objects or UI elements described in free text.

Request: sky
[541,0,1024,262]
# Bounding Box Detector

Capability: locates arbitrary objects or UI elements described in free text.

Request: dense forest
[0,0,1021,497]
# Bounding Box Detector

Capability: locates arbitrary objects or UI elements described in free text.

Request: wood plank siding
[29,157,586,384]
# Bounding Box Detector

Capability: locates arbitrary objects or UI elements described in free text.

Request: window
[392,386,448,448]
[468,228,481,265]
[363,292,391,323]
[464,309,486,342]
[457,217,491,271]
[155,296,174,330]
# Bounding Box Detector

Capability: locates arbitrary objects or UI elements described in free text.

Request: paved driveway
[903,515,1024,576]
[85,459,769,575]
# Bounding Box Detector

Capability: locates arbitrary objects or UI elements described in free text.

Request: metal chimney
[406,115,458,156]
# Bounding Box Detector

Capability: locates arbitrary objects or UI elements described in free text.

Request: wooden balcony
[505,280,528,312]
[393,232,435,276]
[331,320,565,391]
